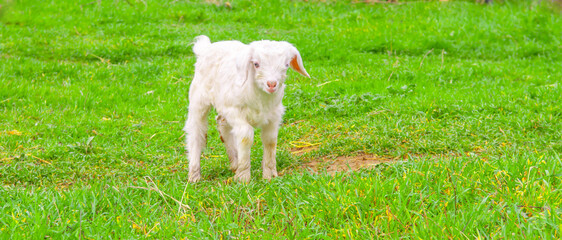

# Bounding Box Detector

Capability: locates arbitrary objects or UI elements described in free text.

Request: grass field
[1,0,562,238]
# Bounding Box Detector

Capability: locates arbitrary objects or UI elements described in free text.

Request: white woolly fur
[184,35,309,182]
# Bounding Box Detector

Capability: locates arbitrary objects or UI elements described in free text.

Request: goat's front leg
[232,123,254,183]
[184,101,210,183]
[261,122,279,180]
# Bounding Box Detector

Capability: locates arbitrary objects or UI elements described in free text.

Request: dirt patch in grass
[284,150,465,175]
[283,153,400,176]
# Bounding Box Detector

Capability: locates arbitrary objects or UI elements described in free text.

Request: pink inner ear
[290,57,303,74]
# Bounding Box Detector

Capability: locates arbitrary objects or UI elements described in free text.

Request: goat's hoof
[263,170,278,180]
[188,173,201,183]
[234,173,251,183]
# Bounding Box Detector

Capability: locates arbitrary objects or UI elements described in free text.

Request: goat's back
[193,35,248,60]
[190,36,254,104]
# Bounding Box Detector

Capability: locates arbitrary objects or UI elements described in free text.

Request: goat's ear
[235,48,254,86]
[289,47,310,78]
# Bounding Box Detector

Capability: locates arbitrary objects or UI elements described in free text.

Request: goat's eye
[285,64,289,68]
[254,62,260,68]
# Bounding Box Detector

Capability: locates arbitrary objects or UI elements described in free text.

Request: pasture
[1,0,561,238]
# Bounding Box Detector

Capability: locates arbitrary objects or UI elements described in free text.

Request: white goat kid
[184,35,309,183]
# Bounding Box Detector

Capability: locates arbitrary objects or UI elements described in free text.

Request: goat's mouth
[266,88,276,93]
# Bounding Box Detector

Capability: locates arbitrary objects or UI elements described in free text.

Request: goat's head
[242,40,309,94]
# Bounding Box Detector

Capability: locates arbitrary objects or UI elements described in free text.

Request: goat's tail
[192,35,211,57]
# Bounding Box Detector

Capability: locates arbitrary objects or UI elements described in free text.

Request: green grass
[1,0,562,238]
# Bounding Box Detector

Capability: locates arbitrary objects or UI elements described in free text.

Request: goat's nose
[267,81,277,88]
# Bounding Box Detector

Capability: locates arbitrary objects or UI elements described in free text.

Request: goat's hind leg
[216,115,238,172]
[184,100,210,183]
